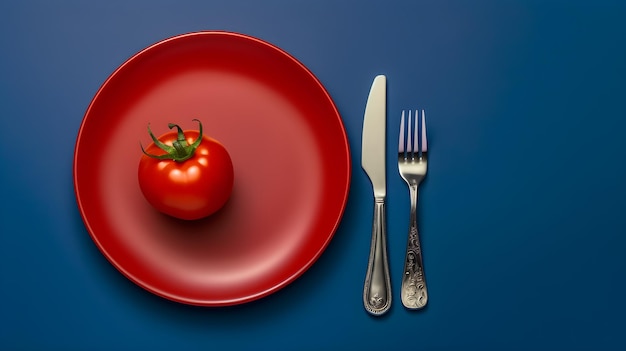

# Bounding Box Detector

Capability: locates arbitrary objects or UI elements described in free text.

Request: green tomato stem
[140,119,203,162]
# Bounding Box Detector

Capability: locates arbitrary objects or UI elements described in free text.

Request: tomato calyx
[140,119,204,162]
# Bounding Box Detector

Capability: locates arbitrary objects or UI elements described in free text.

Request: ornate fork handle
[363,198,392,315]
[401,184,428,309]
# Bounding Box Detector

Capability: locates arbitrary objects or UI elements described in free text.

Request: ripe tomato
[138,120,234,220]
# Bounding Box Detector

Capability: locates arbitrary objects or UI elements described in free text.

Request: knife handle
[363,198,391,315]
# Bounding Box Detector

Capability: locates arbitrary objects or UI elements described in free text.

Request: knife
[361,75,391,315]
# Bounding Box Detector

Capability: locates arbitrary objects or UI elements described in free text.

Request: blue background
[1,0,625,350]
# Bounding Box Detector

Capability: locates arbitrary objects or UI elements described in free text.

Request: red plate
[73,31,351,306]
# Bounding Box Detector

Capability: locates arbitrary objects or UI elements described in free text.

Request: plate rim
[73,30,352,306]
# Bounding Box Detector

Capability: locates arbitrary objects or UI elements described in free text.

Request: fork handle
[401,186,428,309]
[363,198,392,315]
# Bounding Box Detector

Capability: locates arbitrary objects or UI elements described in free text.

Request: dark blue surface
[2,0,626,350]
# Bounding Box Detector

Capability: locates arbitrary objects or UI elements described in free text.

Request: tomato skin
[138,130,234,220]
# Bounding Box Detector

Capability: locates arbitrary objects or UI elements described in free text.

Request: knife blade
[361,75,392,316]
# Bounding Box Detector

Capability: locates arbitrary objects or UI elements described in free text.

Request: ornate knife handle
[401,186,428,309]
[363,198,391,315]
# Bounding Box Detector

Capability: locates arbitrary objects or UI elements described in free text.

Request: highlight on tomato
[138,119,234,220]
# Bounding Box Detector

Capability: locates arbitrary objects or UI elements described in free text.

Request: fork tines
[398,110,427,160]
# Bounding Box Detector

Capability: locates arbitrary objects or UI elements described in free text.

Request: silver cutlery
[398,109,429,309]
[361,75,392,316]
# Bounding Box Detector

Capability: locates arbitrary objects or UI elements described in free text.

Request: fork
[398,109,429,309]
